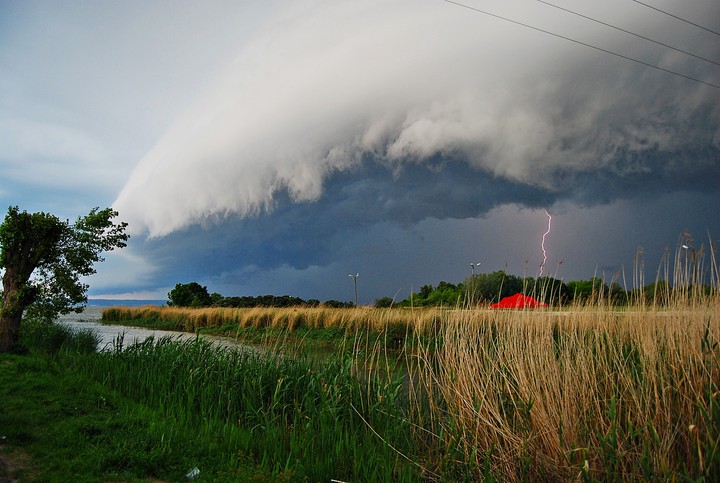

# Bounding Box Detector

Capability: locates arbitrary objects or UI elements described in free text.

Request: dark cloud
[121,145,719,302]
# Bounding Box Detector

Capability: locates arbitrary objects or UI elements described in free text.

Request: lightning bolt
[539,209,552,277]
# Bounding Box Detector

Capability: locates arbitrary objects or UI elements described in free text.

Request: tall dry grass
[102,305,448,335]
[409,299,719,480]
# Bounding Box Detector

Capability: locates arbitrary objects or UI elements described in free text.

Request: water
[57,306,248,352]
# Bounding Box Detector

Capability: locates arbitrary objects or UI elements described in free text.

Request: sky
[1,0,719,304]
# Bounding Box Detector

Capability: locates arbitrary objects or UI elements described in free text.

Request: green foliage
[172,288,343,308]
[567,277,607,303]
[373,296,394,308]
[321,299,354,308]
[529,276,572,304]
[401,281,462,307]
[19,317,101,355]
[0,206,128,352]
[216,294,308,308]
[2,207,128,308]
[401,273,569,307]
[0,351,262,481]
[167,282,212,307]
[465,270,524,304]
[59,335,418,481]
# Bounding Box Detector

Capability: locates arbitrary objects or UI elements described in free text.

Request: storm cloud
[114,0,720,238]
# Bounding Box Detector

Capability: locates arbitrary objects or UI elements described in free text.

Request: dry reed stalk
[102,305,454,336]
[413,299,719,481]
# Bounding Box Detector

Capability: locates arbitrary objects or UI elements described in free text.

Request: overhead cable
[537,0,720,67]
[440,0,720,90]
[631,0,720,37]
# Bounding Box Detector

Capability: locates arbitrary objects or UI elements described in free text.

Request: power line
[537,0,720,67]
[631,0,720,37]
[440,0,720,90]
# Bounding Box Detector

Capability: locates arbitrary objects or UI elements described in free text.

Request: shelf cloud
[114,0,719,239]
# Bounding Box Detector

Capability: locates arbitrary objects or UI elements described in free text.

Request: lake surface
[57,306,248,352]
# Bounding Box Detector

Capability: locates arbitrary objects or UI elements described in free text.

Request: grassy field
[98,296,720,481]
[0,322,266,482]
[2,290,718,481]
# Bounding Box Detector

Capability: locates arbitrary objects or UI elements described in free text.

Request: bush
[19,318,100,355]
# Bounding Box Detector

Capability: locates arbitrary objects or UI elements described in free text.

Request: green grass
[198,324,351,353]
[0,353,266,482]
[0,321,275,482]
[1,320,426,482]
[73,335,421,481]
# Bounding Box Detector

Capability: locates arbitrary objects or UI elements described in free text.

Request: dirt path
[0,445,32,482]
[0,454,13,483]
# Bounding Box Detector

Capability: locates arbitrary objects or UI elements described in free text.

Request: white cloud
[113,0,719,237]
[84,249,161,294]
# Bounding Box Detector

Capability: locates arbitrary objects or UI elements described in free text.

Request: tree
[374,296,394,308]
[0,206,128,353]
[210,292,224,306]
[531,276,571,305]
[167,282,212,307]
[426,281,461,306]
[567,277,607,304]
[465,271,524,304]
[323,300,353,308]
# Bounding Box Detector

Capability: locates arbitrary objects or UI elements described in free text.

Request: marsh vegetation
[93,291,720,481]
[2,240,718,481]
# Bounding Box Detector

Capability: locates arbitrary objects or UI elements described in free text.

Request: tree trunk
[0,269,32,353]
[0,307,22,353]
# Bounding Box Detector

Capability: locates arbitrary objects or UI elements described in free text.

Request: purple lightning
[539,209,552,277]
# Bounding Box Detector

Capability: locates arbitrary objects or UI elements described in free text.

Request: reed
[57,333,419,481]
[414,298,719,480]
[102,305,449,338]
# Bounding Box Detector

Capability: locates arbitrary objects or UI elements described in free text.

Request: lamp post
[349,273,359,307]
[470,262,481,277]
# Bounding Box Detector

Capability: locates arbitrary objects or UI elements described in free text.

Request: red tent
[489,293,547,309]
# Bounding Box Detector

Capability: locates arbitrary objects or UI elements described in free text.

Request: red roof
[489,293,548,309]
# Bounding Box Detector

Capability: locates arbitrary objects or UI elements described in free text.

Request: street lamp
[470,262,481,276]
[348,273,359,307]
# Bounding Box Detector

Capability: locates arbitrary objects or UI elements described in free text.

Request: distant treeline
[167,282,353,309]
[213,295,352,309]
[168,268,715,309]
[392,270,715,307]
